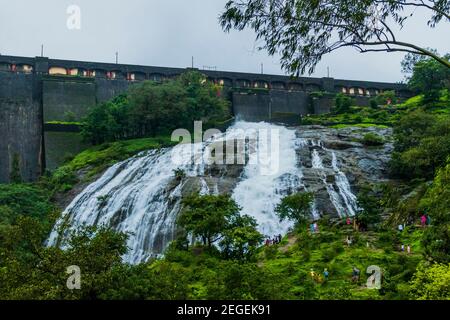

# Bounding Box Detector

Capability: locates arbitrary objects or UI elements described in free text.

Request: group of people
[400,244,412,254]
[420,214,431,227]
[309,267,361,283]
[397,213,431,232]
[265,234,282,246]
[309,268,329,283]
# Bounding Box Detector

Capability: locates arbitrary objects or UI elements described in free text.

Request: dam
[0,55,410,183]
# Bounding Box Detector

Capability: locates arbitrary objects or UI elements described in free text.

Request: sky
[0,0,448,82]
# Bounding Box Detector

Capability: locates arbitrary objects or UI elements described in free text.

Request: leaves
[410,262,450,299]
[220,0,450,75]
[275,192,314,225]
[81,71,230,145]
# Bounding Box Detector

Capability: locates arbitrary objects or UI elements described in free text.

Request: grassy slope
[44,136,176,193]
[302,92,449,128]
[259,223,424,299]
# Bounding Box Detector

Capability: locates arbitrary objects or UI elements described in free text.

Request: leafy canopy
[220,0,450,75]
[178,194,241,247]
[82,71,230,145]
[275,192,313,226]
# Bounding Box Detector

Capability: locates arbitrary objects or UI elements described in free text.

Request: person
[313,222,319,233]
[346,236,352,246]
[426,215,431,226]
[398,224,404,232]
[310,223,315,234]
[346,217,351,225]
[310,268,316,279]
[353,219,357,231]
[407,244,411,254]
[352,267,360,282]
[421,215,427,227]
[401,244,405,252]
[278,234,282,243]
[265,239,270,246]
[323,268,329,281]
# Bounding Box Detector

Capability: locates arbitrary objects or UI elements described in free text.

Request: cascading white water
[331,152,359,216]
[47,145,197,264]
[230,122,303,237]
[307,139,359,218]
[48,121,359,264]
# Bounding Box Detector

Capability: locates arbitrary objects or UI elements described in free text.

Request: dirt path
[279,234,297,253]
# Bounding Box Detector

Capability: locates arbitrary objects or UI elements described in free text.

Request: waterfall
[230,122,302,237]
[48,121,359,264]
[307,139,359,218]
[331,152,359,216]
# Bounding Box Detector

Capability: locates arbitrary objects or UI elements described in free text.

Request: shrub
[369,99,378,109]
[335,93,354,113]
[361,133,384,146]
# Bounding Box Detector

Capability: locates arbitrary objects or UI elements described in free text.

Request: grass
[258,223,424,299]
[302,93,450,128]
[330,123,389,129]
[45,121,83,126]
[44,136,176,193]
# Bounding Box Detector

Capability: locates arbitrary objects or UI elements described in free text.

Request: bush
[334,93,354,113]
[376,90,397,105]
[361,133,384,146]
[369,99,378,109]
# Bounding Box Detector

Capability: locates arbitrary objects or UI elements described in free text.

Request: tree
[220,214,263,261]
[410,262,450,299]
[334,93,353,114]
[178,194,241,247]
[275,192,313,226]
[419,161,450,263]
[81,71,230,145]
[0,221,129,300]
[390,113,450,179]
[220,0,450,75]
[405,54,450,101]
[356,186,382,229]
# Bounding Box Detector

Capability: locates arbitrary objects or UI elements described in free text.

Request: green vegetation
[410,262,450,300]
[41,136,176,194]
[82,71,230,145]
[45,121,83,126]
[419,161,450,263]
[330,123,389,129]
[389,110,450,180]
[405,53,450,103]
[9,153,22,184]
[1,51,450,300]
[178,194,244,248]
[334,93,354,114]
[220,1,450,76]
[361,133,384,146]
[301,103,400,127]
[275,192,314,227]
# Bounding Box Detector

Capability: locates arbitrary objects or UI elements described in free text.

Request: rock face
[293,125,393,217]
[50,122,393,264]
[176,125,393,219]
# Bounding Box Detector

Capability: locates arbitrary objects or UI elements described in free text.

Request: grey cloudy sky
[0,0,448,82]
